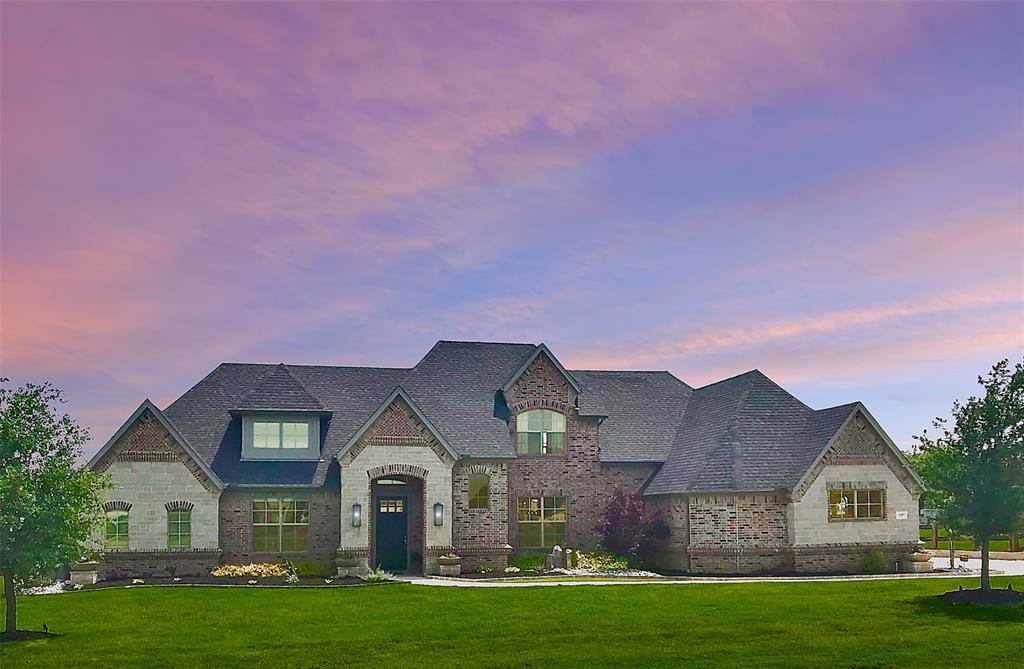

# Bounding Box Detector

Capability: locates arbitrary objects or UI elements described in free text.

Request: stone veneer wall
[452,462,511,570]
[219,488,339,563]
[93,410,222,579]
[337,396,455,573]
[790,414,921,550]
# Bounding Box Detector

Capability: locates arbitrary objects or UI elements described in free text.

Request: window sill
[514,454,568,459]
[827,517,886,523]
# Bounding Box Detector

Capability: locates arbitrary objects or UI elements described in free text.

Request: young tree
[1,380,107,638]
[912,359,1024,591]
[596,488,669,563]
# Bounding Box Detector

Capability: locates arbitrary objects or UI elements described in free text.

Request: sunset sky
[2,2,1022,459]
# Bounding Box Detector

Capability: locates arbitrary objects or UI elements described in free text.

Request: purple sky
[2,2,1022,459]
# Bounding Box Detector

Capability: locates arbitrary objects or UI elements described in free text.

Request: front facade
[88,341,925,578]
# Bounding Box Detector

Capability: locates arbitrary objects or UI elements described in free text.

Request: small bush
[290,559,336,577]
[364,565,392,583]
[861,549,889,574]
[211,563,289,578]
[504,566,521,574]
[284,561,301,585]
[576,551,630,570]
[508,552,546,571]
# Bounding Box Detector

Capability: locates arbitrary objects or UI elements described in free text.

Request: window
[252,499,309,552]
[517,496,566,547]
[468,474,489,510]
[252,421,310,449]
[104,510,129,548]
[829,489,884,520]
[378,499,404,513]
[516,409,566,455]
[167,509,191,548]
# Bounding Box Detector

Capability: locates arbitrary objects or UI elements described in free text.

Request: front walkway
[399,558,1024,587]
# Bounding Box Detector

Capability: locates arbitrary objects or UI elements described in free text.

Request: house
[87,340,924,578]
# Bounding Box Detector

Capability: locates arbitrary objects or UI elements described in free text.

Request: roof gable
[792,404,926,498]
[336,386,458,462]
[88,400,223,491]
[502,344,582,394]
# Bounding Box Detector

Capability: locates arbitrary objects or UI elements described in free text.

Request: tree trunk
[2,566,15,637]
[980,537,990,592]
[948,534,955,569]
[931,523,939,550]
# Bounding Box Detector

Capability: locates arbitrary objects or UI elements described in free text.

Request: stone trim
[508,398,574,416]
[367,463,429,480]
[825,481,887,490]
[164,500,195,512]
[103,500,132,512]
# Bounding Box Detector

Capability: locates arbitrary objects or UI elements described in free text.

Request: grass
[2,577,1022,668]
[918,529,1017,552]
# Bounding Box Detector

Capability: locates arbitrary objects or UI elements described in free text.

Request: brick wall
[453,462,510,569]
[219,487,339,563]
[647,496,689,570]
[99,549,221,580]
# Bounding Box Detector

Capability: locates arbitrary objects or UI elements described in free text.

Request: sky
[2,2,1022,460]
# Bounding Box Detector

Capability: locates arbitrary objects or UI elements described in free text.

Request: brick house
[88,340,924,578]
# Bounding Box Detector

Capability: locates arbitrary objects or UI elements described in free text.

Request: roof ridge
[435,339,537,346]
[280,364,326,410]
[693,368,763,391]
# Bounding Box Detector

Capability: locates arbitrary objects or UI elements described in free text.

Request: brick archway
[367,465,428,573]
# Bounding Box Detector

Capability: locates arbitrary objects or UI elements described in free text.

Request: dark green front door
[375,496,408,572]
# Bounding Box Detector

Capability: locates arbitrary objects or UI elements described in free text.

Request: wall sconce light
[433,502,444,526]
[352,503,362,528]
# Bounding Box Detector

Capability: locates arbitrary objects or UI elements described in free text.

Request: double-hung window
[828,489,884,520]
[167,509,192,548]
[517,496,567,547]
[252,499,309,552]
[516,409,566,455]
[104,510,129,548]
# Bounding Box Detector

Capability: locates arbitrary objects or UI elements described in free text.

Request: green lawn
[2,577,1022,668]
[918,529,1016,552]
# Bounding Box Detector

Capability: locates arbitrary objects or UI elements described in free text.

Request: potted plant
[438,552,462,576]
[70,553,100,586]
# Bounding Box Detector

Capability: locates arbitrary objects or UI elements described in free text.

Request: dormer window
[253,420,310,450]
[242,414,320,460]
[516,409,566,455]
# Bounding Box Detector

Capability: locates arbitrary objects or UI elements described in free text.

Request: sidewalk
[398,559,1024,587]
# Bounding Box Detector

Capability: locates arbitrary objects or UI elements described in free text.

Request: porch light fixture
[352,503,362,528]
[433,502,444,526]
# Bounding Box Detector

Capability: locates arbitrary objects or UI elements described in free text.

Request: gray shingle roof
[572,370,692,462]
[234,363,326,411]
[644,370,859,495]
[155,341,864,491]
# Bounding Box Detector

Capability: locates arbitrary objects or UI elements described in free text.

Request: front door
[375,496,408,572]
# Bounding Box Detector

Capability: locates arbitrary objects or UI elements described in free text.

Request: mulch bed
[77,575,371,590]
[0,630,61,643]
[941,586,1024,608]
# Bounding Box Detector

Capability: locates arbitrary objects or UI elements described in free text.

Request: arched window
[104,510,129,548]
[468,473,489,510]
[516,409,566,455]
[166,502,193,548]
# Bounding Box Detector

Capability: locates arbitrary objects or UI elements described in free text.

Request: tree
[912,359,1024,591]
[1,379,107,638]
[596,488,669,563]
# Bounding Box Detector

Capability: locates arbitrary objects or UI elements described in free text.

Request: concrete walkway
[399,559,1024,587]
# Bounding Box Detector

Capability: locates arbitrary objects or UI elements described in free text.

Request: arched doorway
[370,474,425,573]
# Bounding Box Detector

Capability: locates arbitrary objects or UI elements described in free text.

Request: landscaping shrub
[211,563,289,578]
[861,549,889,574]
[364,566,391,583]
[289,559,336,577]
[576,551,630,570]
[508,552,547,571]
[596,488,670,564]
